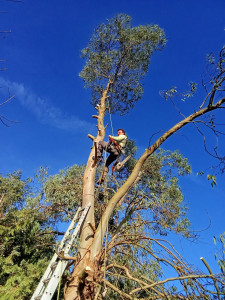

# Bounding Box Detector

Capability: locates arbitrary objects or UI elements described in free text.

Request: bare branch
[130,274,223,295]
[192,120,220,159]
[103,279,134,299]
[0,94,15,106]
[88,134,95,141]
[91,96,225,258]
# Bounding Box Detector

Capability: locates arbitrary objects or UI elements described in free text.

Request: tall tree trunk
[64,81,111,300]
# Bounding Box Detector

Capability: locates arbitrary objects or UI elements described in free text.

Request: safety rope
[107,99,114,136]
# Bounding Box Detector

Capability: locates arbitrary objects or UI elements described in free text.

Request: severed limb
[55,250,78,261]
[201,257,222,300]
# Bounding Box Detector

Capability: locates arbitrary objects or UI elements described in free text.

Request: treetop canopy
[79,14,166,115]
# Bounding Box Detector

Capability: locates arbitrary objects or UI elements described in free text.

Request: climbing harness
[95,99,130,184]
[108,136,123,153]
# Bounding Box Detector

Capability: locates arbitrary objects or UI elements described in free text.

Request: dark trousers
[97,141,120,168]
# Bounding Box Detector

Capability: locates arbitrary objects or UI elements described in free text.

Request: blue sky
[0,0,224,276]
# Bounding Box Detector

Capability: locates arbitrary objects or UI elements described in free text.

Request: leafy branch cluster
[80,14,166,114]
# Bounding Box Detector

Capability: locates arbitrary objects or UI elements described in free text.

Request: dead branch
[130,274,222,295]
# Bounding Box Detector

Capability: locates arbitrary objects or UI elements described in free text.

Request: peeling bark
[64,81,111,300]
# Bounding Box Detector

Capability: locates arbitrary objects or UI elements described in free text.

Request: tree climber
[97,128,127,182]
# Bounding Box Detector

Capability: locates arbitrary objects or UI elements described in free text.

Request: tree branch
[130,274,222,295]
[103,279,134,299]
[91,96,225,258]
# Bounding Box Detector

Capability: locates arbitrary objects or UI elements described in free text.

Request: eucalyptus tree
[1,27,222,297]
[63,13,165,299]
[60,14,225,300]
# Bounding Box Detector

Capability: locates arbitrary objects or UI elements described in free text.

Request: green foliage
[0,153,192,299]
[0,174,54,299]
[0,165,85,299]
[43,164,85,222]
[0,171,29,215]
[214,232,225,275]
[160,82,197,102]
[197,171,217,187]
[206,52,216,64]
[80,14,166,114]
[213,233,225,296]
[94,147,193,298]
[207,174,217,187]
[205,46,225,100]
[111,148,192,237]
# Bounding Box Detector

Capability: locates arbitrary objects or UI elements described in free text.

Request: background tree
[0,171,54,300]
[0,165,85,300]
